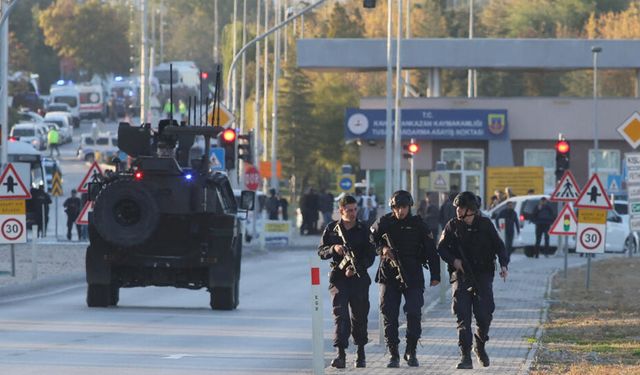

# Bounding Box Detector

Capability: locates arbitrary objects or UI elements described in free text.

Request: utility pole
[392,0,403,191]
[139,0,149,124]
[213,0,219,64]
[271,0,281,191]
[262,0,270,193]
[0,0,8,166]
[239,0,247,187]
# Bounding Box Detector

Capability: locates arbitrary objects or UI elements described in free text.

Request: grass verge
[530,256,640,374]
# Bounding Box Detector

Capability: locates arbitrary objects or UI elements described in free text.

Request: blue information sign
[339,176,353,191]
[344,108,508,140]
[209,147,225,171]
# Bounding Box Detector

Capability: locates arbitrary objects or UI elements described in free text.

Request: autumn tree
[38,0,129,77]
[277,66,317,190]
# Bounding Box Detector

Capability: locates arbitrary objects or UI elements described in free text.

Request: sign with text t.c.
[550,170,580,202]
[77,162,104,194]
[0,163,31,199]
[549,203,578,235]
[574,174,612,210]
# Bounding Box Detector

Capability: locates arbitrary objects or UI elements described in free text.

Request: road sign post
[626,153,640,258]
[574,173,611,289]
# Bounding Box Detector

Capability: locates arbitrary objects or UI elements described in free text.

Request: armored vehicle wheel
[87,284,110,307]
[93,179,159,247]
[210,281,238,310]
[109,286,120,306]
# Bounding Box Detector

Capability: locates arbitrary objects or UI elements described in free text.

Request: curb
[0,272,85,301]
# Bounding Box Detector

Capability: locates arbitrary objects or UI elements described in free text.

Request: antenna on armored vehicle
[169,63,173,123]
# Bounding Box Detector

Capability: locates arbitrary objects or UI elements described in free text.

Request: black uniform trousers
[451,271,495,351]
[329,278,370,348]
[504,230,515,257]
[379,283,424,345]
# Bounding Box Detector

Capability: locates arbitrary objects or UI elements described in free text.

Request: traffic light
[403,141,420,159]
[363,0,376,8]
[238,130,254,164]
[555,138,570,181]
[217,128,237,170]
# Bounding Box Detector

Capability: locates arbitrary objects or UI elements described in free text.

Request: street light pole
[586,45,602,290]
[384,0,393,210]
[392,0,403,192]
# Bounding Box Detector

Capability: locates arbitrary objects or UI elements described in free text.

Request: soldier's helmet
[389,190,414,208]
[453,191,480,210]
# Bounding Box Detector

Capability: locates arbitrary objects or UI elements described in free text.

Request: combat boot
[386,344,400,368]
[456,348,473,369]
[354,345,366,368]
[403,338,419,367]
[330,347,346,369]
[474,334,490,367]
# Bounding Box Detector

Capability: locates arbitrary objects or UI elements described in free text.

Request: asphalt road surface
[0,248,378,375]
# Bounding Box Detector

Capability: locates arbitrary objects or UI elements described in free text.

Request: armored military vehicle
[85,119,254,310]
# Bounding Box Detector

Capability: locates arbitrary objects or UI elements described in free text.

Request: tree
[38,0,129,77]
[277,66,317,190]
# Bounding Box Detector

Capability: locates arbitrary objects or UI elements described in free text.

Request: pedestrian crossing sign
[77,162,104,193]
[0,163,31,199]
[209,147,225,171]
[550,170,580,202]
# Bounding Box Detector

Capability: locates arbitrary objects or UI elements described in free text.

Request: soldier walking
[370,190,441,368]
[437,191,509,369]
[318,195,376,368]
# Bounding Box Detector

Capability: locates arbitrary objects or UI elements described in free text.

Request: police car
[485,194,629,255]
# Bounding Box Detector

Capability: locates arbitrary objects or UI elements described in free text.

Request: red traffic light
[201,72,209,80]
[221,128,236,143]
[556,140,570,154]
[407,143,419,154]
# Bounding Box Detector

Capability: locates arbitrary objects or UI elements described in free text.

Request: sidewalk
[325,253,592,375]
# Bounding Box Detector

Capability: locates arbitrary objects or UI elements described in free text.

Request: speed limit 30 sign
[576,208,607,254]
[0,200,26,244]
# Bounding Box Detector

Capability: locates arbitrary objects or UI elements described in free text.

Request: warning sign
[574,174,612,210]
[430,171,450,192]
[549,204,578,235]
[51,171,63,197]
[550,170,580,202]
[486,166,544,208]
[0,163,32,199]
[75,201,93,225]
[77,162,104,193]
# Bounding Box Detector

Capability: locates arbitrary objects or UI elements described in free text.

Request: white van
[77,83,106,120]
[154,61,200,93]
[49,82,80,127]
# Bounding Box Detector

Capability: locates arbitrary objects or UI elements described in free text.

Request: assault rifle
[454,225,479,296]
[381,233,409,290]
[335,223,360,278]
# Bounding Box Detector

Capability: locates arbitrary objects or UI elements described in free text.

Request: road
[0,248,383,375]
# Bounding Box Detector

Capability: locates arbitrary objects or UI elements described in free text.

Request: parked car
[45,102,72,114]
[485,194,630,256]
[42,157,62,194]
[10,122,48,151]
[17,110,45,123]
[77,132,119,163]
[43,111,74,144]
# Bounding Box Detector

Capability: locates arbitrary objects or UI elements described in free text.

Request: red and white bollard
[310,257,324,375]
